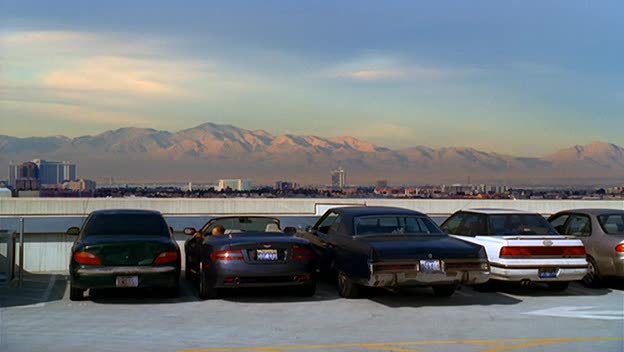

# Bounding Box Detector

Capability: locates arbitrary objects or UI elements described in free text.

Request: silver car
[548,209,624,287]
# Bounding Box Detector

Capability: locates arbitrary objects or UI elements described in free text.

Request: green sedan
[68,209,181,301]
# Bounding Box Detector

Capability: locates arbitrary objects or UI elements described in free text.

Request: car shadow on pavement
[0,271,67,308]
[365,285,523,308]
[218,281,341,303]
[490,282,614,297]
[88,278,199,304]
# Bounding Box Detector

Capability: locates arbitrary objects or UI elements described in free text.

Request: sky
[0,0,623,156]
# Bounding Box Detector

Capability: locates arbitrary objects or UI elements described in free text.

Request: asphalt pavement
[1,273,623,352]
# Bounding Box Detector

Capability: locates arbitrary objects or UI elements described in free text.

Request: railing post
[18,217,24,288]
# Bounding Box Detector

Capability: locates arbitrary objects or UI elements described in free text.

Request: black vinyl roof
[330,206,426,217]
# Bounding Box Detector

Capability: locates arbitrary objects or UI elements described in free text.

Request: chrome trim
[76,266,177,276]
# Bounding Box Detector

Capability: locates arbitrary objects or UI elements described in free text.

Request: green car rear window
[83,214,169,236]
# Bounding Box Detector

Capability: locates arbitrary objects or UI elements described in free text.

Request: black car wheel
[546,281,570,291]
[582,257,601,288]
[296,281,317,297]
[337,271,360,298]
[198,262,219,300]
[432,284,456,297]
[69,285,85,301]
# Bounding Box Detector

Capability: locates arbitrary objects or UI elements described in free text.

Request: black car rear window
[83,214,169,236]
[488,214,558,236]
[354,215,443,236]
[598,214,624,234]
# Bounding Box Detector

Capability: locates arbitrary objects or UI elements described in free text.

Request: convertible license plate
[419,260,442,273]
[538,268,558,279]
[115,276,139,288]
[257,249,278,261]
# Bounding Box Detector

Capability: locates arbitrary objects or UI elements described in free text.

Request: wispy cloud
[326,54,471,82]
[39,56,198,96]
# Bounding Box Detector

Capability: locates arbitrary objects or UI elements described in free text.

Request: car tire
[198,262,219,300]
[432,284,456,297]
[546,282,570,291]
[69,285,85,301]
[296,281,317,297]
[185,258,194,281]
[337,271,360,298]
[582,257,601,288]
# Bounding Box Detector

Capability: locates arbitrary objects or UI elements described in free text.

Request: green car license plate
[116,276,139,288]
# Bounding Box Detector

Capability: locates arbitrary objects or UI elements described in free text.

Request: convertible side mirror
[184,227,197,236]
[66,227,80,236]
[283,226,297,234]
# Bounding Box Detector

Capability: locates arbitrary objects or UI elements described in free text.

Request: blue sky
[1,0,622,155]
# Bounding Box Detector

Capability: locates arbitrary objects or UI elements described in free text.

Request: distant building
[32,159,76,185]
[274,181,298,191]
[63,179,96,192]
[331,167,346,189]
[217,179,252,191]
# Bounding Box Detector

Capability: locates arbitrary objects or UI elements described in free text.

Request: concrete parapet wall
[1,198,622,216]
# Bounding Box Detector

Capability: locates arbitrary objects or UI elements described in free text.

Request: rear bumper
[361,260,490,287]
[208,261,316,289]
[71,265,179,289]
[489,263,588,282]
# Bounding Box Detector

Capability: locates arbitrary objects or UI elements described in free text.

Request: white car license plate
[257,249,278,261]
[538,268,558,279]
[116,276,139,288]
[420,260,442,273]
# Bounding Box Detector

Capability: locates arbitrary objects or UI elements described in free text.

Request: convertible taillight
[73,251,102,265]
[615,244,624,253]
[291,246,314,260]
[153,251,178,264]
[211,250,244,261]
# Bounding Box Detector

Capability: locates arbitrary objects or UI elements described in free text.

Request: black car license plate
[420,260,442,273]
[257,249,278,261]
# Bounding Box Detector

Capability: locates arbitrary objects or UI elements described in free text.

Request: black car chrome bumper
[363,260,490,287]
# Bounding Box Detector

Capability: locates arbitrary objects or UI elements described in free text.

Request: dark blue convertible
[298,206,490,298]
[184,216,316,299]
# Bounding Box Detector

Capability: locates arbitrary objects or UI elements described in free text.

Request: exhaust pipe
[234,277,241,285]
[520,279,531,286]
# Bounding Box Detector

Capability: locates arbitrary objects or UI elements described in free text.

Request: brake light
[500,247,531,257]
[153,251,178,264]
[73,251,102,265]
[211,250,244,261]
[291,246,314,260]
[500,246,586,258]
[615,244,624,252]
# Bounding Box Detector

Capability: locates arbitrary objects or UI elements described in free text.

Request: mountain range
[1,122,623,185]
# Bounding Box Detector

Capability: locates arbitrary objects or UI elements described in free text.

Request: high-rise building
[32,159,76,185]
[331,167,347,189]
[217,179,252,191]
[8,161,40,187]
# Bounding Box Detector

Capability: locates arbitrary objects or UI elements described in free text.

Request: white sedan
[441,209,588,290]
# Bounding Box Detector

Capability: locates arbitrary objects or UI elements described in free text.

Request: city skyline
[1,1,623,156]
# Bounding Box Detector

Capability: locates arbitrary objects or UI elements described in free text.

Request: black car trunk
[360,234,483,260]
